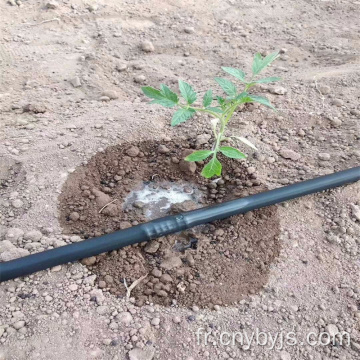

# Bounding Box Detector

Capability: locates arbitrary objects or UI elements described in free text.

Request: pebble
[173,316,181,324]
[12,320,25,330]
[70,77,81,88]
[329,117,342,127]
[318,153,330,161]
[68,284,78,291]
[179,160,196,174]
[196,133,211,146]
[350,204,360,221]
[11,199,23,208]
[279,149,301,161]
[5,228,24,242]
[160,256,182,270]
[128,347,155,360]
[325,324,339,337]
[151,317,160,326]
[102,90,119,100]
[144,241,160,254]
[158,145,170,154]
[126,146,140,157]
[116,63,127,72]
[270,86,287,95]
[332,99,344,107]
[318,85,331,95]
[1,248,29,261]
[69,212,80,221]
[134,75,146,84]
[279,351,291,360]
[24,230,42,242]
[184,26,195,34]
[45,0,58,9]
[116,311,133,325]
[140,40,155,53]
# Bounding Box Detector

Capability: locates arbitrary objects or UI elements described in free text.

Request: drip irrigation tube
[1,166,359,283]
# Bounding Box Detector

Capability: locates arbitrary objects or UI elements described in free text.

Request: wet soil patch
[58,138,281,308]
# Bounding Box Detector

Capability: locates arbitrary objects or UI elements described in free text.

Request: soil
[58,139,281,307]
[1,0,360,359]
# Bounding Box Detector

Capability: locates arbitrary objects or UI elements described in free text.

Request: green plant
[142,51,281,178]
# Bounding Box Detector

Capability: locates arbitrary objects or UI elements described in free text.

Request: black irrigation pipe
[1,166,359,283]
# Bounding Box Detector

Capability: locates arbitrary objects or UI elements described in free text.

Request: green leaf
[252,51,279,76]
[171,108,196,126]
[202,90,213,107]
[160,84,179,104]
[201,156,222,178]
[219,146,247,159]
[142,86,164,100]
[185,150,213,162]
[221,67,246,82]
[214,77,237,97]
[231,136,257,150]
[206,107,223,114]
[150,98,177,108]
[178,80,197,105]
[216,96,226,109]
[235,91,252,103]
[248,94,276,110]
[255,76,281,84]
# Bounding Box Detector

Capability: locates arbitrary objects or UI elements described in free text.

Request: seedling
[142,51,281,178]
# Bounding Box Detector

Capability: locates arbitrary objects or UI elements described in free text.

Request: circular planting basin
[58,138,281,308]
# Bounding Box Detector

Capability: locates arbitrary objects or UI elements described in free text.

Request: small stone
[116,63,127,72]
[279,351,291,360]
[173,316,181,324]
[350,109,360,117]
[128,347,155,360]
[23,103,46,114]
[24,230,42,242]
[350,204,360,222]
[318,153,330,161]
[126,146,140,157]
[51,265,62,272]
[70,76,81,88]
[116,311,133,325]
[81,256,97,266]
[196,133,211,146]
[98,280,106,288]
[69,212,80,221]
[11,199,23,208]
[160,256,182,270]
[102,90,119,100]
[5,228,24,242]
[325,324,339,337]
[134,201,145,209]
[329,117,342,127]
[12,320,25,330]
[144,241,160,254]
[151,268,162,278]
[140,40,155,53]
[279,149,301,161]
[45,0,58,9]
[184,26,195,34]
[158,145,170,154]
[151,317,160,326]
[134,75,146,84]
[270,86,287,95]
[179,160,196,174]
[318,85,331,95]
[68,284,78,291]
[96,305,110,315]
[332,99,344,107]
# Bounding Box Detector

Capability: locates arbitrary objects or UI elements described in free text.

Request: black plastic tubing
[1,166,359,283]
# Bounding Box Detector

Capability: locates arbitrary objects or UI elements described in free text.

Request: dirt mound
[58,139,281,308]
